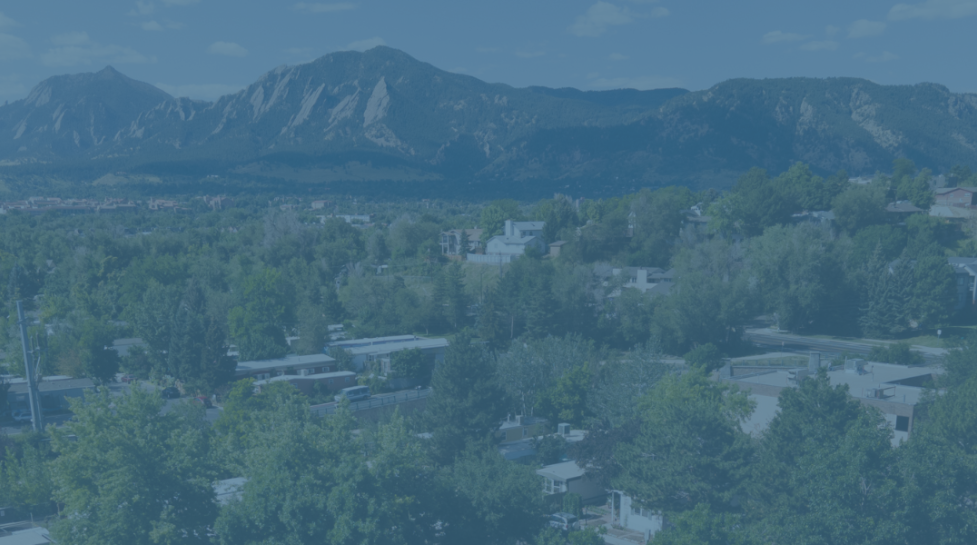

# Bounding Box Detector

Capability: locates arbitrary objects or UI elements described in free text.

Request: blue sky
[1,0,975,104]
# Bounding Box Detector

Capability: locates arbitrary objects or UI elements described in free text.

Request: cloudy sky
[0,0,975,103]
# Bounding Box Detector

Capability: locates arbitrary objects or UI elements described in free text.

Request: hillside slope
[1,48,976,197]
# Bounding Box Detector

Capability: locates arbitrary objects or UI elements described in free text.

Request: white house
[535,461,605,504]
[609,491,663,541]
[471,221,546,264]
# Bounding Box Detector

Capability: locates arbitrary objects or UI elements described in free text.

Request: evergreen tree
[859,248,910,338]
[425,331,506,465]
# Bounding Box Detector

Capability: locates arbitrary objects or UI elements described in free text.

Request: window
[895,416,910,432]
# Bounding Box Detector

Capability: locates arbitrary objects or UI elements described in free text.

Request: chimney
[505,220,513,237]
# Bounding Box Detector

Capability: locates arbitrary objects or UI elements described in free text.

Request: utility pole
[16,300,44,432]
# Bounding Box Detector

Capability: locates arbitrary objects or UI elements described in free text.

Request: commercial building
[722,355,939,447]
[328,335,448,373]
[6,376,95,412]
[470,221,546,264]
[234,353,337,380]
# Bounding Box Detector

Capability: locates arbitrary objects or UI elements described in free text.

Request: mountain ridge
[2,47,976,198]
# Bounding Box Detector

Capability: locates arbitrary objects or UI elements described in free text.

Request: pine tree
[425,331,507,465]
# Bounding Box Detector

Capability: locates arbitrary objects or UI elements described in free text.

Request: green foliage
[50,388,217,545]
[562,492,582,518]
[0,439,54,511]
[727,168,796,236]
[425,331,507,465]
[536,364,593,427]
[481,199,524,237]
[228,268,289,360]
[684,343,724,372]
[653,504,743,545]
[832,184,888,234]
[437,447,545,545]
[534,195,579,242]
[390,347,430,381]
[534,434,567,466]
[613,372,754,515]
[568,527,604,545]
[75,318,121,384]
[868,342,926,366]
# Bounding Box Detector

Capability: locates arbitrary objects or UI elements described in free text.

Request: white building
[535,461,605,504]
[470,221,546,264]
[609,491,663,541]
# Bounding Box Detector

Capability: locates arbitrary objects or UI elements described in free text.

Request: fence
[310,387,433,417]
[466,253,512,265]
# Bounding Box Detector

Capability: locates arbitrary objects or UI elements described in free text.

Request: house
[470,221,546,264]
[497,420,587,462]
[496,415,549,444]
[721,354,940,447]
[253,371,357,396]
[234,353,337,380]
[440,228,484,255]
[934,187,977,207]
[327,335,449,373]
[929,205,977,222]
[6,376,95,413]
[310,200,331,210]
[536,461,606,504]
[949,257,977,311]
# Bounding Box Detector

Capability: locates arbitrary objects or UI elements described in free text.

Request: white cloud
[0,12,20,28]
[608,52,628,60]
[41,33,153,66]
[825,25,841,37]
[515,50,545,58]
[800,40,839,51]
[0,33,31,61]
[208,41,248,57]
[161,0,200,5]
[569,2,634,37]
[345,36,385,51]
[855,51,900,62]
[588,74,683,89]
[848,19,886,37]
[292,2,356,13]
[128,1,154,15]
[154,82,245,100]
[889,0,977,20]
[142,21,164,31]
[762,30,807,44]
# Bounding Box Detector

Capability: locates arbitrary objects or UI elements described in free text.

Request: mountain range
[2,46,976,198]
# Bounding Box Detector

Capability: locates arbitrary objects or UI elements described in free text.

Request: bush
[563,492,582,518]
[868,342,925,366]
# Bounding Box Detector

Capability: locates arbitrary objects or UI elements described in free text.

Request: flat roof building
[234,353,336,380]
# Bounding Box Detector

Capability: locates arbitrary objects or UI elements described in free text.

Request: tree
[390,347,430,382]
[75,319,120,384]
[0,439,54,513]
[436,447,544,545]
[911,256,956,328]
[49,388,217,545]
[214,400,382,545]
[652,504,741,545]
[590,342,668,427]
[898,168,935,208]
[859,250,912,338]
[228,268,289,361]
[727,168,796,236]
[480,200,523,237]
[613,372,753,515]
[536,364,593,427]
[684,343,723,373]
[425,331,507,465]
[832,185,888,234]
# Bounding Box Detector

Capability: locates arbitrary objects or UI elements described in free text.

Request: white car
[11,410,32,423]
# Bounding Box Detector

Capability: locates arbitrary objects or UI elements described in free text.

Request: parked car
[11,410,32,423]
[193,396,213,408]
[547,512,579,532]
[119,374,138,384]
[162,387,181,399]
[334,385,370,403]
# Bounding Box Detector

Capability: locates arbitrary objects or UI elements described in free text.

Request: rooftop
[8,377,95,395]
[345,337,449,357]
[214,477,247,506]
[327,335,418,349]
[537,461,587,481]
[235,353,335,374]
[253,370,356,386]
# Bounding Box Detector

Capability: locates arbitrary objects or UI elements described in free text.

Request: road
[311,387,431,416]
[744,328,947,364]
